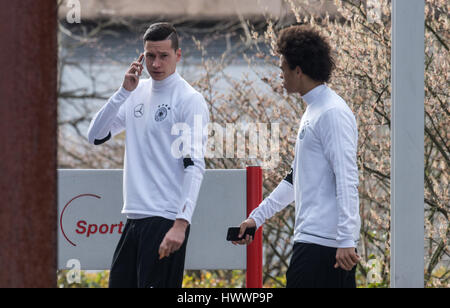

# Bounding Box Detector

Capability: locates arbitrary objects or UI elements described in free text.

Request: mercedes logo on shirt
[134,104,144,118]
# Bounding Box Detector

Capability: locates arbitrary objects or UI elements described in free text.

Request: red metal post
[246,166,263,288]
[0,0,58,287]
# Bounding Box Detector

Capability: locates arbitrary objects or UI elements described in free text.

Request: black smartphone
[226,227,256,241]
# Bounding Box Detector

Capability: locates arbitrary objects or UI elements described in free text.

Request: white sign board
[58,169,247,270]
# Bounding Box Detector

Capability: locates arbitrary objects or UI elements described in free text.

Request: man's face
[144,40,181,81]
[279,55,299,94]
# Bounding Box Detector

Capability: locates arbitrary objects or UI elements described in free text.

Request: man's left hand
[158,219,188,260]
[334,247,360,271]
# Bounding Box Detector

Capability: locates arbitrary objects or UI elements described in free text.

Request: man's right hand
[122,54,144,91]
[232,218,257,246]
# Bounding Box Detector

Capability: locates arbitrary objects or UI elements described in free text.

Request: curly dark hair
[277,25,335,83]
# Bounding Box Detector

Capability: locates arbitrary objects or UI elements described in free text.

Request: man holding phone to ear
[234,25,361,288]
[88,23,209,288]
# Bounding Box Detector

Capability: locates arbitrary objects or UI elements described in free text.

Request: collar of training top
[151,71,181,92]
[302,84,327,106]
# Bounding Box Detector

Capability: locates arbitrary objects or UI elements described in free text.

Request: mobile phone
[139,52,146,75]
[226,227,256,241]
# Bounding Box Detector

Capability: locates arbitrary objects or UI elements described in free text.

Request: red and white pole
[246,166,263,288]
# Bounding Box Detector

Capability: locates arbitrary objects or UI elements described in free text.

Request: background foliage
[57,0,449,288]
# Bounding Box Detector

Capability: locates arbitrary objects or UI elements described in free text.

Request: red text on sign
[75,220,125,238]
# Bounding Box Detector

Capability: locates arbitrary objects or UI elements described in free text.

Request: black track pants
[109,216,190,288]
[286,242,356,288]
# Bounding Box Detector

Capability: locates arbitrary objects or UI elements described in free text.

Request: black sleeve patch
[183,157,195,169]
[94,132,112,145]
[283,168,293,185]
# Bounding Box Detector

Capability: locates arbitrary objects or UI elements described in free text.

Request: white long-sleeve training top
[87,72,209,224]
[249,84,361,248]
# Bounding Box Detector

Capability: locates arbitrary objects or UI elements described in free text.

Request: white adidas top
[88,72,209,224]
[249,84,361,248]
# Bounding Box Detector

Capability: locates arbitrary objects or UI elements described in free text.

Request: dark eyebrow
[145,51,169,56]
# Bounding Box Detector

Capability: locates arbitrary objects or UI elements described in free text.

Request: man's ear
[176,48,182,62]
[295,66,303,77]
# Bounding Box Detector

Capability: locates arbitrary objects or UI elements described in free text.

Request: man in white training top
[234,25,361,288]
[87,22,209,288]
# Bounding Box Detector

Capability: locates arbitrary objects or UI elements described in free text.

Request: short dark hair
[143,22,179,51]
[277,25,335,83]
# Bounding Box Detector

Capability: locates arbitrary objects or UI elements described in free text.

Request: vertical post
[391,0,425,288]
[246,166,263,288]
[0,1,58,287]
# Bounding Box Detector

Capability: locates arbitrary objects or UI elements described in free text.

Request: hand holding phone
[228,218,257,245]
[227,226,256,241]
[122,53,144,92]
